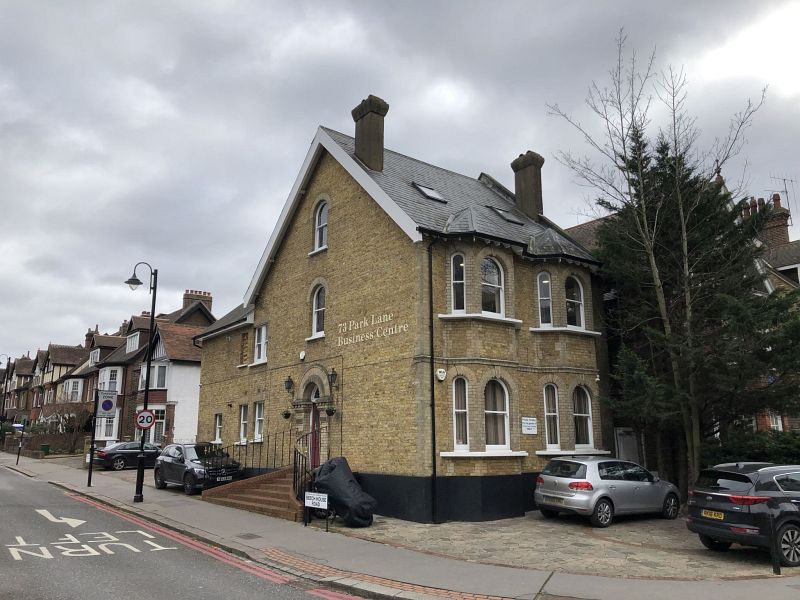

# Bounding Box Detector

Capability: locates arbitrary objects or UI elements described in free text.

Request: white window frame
[538,271,553,327]
[99,367,121,392]
[484,379,510,450]
[573,386,593,449]
[238,404,248,443]
[565,276,585,329]
[126,332,140,354]
[543,384,560,450]
[453,377,469,451]
[68,380,81,402]
[89,349,100,365]
[213,414,223,443]
[480,258,505,317]
[314,201,329,251]
[312,286,326,336]
[451,254,466,314]
[769,412,784,432]
[254,401,264,441]
[95,409,120,441]
[139,364,168,390]
[253,324,268,364]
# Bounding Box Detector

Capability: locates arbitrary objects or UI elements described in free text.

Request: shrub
[702,430,800,467]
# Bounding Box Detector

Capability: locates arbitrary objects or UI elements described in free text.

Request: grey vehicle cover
[314,456,377,527]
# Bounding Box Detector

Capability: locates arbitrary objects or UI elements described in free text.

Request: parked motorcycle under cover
[314,456,377,527]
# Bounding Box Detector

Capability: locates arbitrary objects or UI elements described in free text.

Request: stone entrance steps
[202,466,303,522]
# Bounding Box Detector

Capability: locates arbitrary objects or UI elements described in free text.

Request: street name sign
[304,492,328,510]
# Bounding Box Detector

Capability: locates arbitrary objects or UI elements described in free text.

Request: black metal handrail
[292,424,328,500]
[203,428,293,474]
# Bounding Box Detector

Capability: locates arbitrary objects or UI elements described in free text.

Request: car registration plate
[216,475,233,482]
[544,495,565,505]
[701,509,724,520]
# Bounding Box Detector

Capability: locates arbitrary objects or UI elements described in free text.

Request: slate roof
[766,240,800,269]
[195,304,249,342]
[158,300,215,325]
[322,128,597,264]
[35,349,48,368]
[48,344,88,366]
[156,323,206,362]
[14,357,34,376]
[564,216,616,252]
[92,335,125,349]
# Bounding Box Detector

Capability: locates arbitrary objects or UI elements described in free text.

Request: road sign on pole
[96,390,117,419]
[136,410,156,430]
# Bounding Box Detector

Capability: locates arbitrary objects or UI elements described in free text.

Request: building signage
[336,313,409,347]
[304,492,328,509]
[521,417,538,435]
[96,391,117,419]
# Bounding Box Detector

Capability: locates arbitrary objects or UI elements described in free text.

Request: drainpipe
[427,237,439,523]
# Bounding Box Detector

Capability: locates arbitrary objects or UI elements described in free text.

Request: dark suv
[154,443,240,495]
[687,463,800,566]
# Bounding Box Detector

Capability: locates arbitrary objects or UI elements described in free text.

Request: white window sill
[440,450,529,458]
[251,437,263,444]
[529,326,602,337]
[438,313,523,329]
[308,246,328,257]
[306,332,325,342]
[237,360,268,369]
[210,439,222,445]
[234,441,248,446]
[535,448,611,456]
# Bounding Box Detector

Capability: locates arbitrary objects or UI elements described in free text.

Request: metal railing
[292,424,328,500]
[204,427,293,475]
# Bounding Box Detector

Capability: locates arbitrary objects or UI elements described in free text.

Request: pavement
[3,452,800,600]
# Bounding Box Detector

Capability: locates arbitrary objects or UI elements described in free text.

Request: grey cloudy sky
[1,0,798,360]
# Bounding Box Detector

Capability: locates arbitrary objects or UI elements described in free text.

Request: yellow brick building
[196,95,610,522]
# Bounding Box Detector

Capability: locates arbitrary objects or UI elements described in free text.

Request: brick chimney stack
[84,328,94,349]
[511,150,546,221]
[183,290,213,313]
[763,192,791,247]
[351,95,389,171]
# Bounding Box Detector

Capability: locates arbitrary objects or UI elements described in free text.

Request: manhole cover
[236,533,262,540]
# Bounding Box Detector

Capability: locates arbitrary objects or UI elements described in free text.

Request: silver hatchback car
[534,457,680,527]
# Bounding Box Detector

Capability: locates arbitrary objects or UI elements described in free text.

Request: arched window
[312,286,326,335]
[453,377,469,450]
[451,254,465,313]
[543,384,559,449]
[484,379,509,449]
[572,386,593,448]
[538,271,552,326]
[565,276,584,328]
[480,258,504,316]
[314,201,328,251]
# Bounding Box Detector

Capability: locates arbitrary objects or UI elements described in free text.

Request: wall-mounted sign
[521,417,538,435]
[336,313,409,347]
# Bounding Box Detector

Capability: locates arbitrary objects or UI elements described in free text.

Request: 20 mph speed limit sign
[136,409,156,430]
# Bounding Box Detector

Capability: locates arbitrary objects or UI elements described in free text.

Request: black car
[154,443,240,495]
[94,442,161,471]
[687,463,800,566]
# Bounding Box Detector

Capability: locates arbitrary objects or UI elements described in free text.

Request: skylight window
[488,206,524,225]
[413,182,447,203]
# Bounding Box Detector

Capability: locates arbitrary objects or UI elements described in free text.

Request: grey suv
[154,443,240,495]
[535,457,680,527]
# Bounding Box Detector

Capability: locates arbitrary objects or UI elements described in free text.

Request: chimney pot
[773,192,782,210]
[750,198,758,212]
[511,150,546,221]
[741,199,751,218]
[352,94,389,171]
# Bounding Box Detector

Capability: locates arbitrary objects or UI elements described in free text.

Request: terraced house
[196,95,609,522]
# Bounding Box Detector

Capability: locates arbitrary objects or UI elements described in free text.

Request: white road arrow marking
[35,509,85,528]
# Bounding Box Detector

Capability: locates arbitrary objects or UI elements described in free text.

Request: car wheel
[539,508,559,519]
[154,468,167,489]
[698,534,731,552]
[111,457,126,471]
[590,498,613,528]
[778,523,800,567]
[661,493,679,519]
[183,473,197,496]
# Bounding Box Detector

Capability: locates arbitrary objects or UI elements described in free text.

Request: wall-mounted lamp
[595,373,601,383]
[327,367,338,390]
[284,375,294,393]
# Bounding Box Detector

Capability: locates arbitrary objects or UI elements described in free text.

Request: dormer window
[488,206,524,225]
[126,332,140,353]
[314,201,328,251]
[90,349,100,365]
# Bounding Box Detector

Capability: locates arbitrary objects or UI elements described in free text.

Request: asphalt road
[0,467,350,600]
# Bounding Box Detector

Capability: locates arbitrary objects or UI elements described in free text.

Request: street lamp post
[125,262,158,503]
